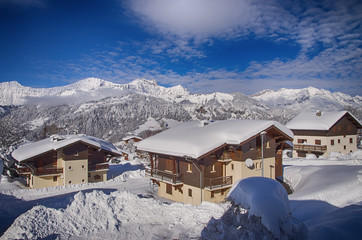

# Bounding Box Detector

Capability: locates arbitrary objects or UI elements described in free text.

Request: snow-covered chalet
[137,120,293,204]
[11,134,121,189]
[286,111,362,157]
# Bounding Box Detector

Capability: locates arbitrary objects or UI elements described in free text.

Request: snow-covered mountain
[0,78,361,147]
[251,86,362,112]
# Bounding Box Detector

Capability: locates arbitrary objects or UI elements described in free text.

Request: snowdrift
[202,177,307,239]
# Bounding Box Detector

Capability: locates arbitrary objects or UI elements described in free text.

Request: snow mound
[2,190,227,239]
[227,177,306,238]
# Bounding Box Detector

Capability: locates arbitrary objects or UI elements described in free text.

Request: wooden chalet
[137,120,293,205]
[12,134,121,189]
[286,111,362,157]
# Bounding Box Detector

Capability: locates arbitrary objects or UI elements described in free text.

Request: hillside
[0,78,361,147]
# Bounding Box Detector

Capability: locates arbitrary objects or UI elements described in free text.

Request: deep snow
[0,151,362,239]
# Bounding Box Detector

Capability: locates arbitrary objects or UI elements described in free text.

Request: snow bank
[2,190,227,239]
[227,177,305,238]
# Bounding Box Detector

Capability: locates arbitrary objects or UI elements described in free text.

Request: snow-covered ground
[1,151,362,239]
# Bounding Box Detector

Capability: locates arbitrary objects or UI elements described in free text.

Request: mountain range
[0,78,361,147]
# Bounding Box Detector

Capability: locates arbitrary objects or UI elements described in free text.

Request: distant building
[12,135,121,189]
[122,136,143,144]
[286,111,362,157]
[137,120,293,205]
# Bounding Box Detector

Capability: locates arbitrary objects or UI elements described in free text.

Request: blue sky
[0,0,361,96]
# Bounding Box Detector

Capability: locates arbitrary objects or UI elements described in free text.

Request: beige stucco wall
[225,157,275,181]
[89,171,108,183]
[30,175,59,189]
[293,134,357,157]
[63,159,88,185]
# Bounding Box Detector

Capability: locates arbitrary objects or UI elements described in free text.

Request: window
[53,176,57,182]
[350,138,353,144]
[187,163,192,173]
[166,184,172,195]
[68,181,71,184]
[211,164,216,173]
[82,179,85,183]
[211,191,214,198]
[68,166,72,170]
[338,139,341,144]
[331,140,335,145]
[231,164,234,170]
[248,142,254,150]
[88,173,91,178]
[298,139,307,144]
[82,165,85,169]
[344,145,346,150]
[315,140,321,145]
[188,189,192,197]
[266,141,270,148]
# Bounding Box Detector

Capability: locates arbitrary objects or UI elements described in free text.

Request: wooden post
[150,154,154,177]
[172,158,176,183]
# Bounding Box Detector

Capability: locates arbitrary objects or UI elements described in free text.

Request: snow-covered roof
[137,120,293,159]
[286,111,362,131]
[12,134,122,162]
[122,135,143,141]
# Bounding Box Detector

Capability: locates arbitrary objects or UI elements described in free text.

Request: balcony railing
[35,167,63,176]
[204,176,233,191]
[146,168,182,185]
[15,166,32,175]
[88,163,109,172]
[293,144,327,153]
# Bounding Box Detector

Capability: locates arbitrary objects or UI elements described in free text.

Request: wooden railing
[15,166,32,175]
[88,163,109,172]
[293,144,327,153]
[146,168,182,184]
[35,167,63,176]
[204,176,233,190]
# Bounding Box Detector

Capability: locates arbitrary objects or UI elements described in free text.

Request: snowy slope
[251,86,362,111]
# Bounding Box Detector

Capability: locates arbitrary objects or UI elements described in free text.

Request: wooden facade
[15,140,120,189]
[144,126,292,204]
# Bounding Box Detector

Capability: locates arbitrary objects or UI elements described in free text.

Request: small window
[53,176,57,182]
[211,191,214,198]
[188,189,192,197]
[187,163,192,173]
[88,173,91,178]
[298,139,307,144]
[82,165,85,169]
[69,180,71,184]
[344,145,346,150]
[166,184,172,195]
[331,140,334,145]
[338,139,341,144]
[68,166,72,170]
[266,141,270,148]
[350,138,353,144]
[315,140,321,145]
[231,164,234,170]
[82,179,85,183]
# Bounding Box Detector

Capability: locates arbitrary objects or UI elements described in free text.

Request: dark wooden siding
[33,151,57,168]
[88,147,107,164]
[63,142,88,161]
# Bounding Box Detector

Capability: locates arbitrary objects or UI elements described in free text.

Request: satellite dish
[245,158,254,168]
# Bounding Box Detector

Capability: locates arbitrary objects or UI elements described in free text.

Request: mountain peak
[129,78,159,87]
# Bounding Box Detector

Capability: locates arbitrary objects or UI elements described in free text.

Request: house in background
[286,111,362,157]
[122,135,143,144]
[137,120,293,205]
[12,134,121,189]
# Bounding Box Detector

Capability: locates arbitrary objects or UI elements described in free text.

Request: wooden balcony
[35,167,63,176]
[204,176,233,191]
[88,163,109,172]
[293,144,327,153]
[146,168,182,185]
[15,166,32,175]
